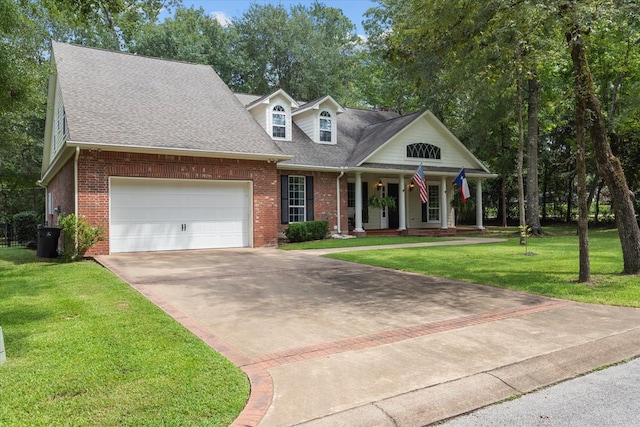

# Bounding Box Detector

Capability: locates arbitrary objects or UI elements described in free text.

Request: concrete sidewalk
[96,244,640,426]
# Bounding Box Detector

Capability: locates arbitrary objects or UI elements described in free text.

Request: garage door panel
[110,178,251,253]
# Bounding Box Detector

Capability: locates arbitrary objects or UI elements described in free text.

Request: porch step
[404,228,457,237]
[351,228,457,237]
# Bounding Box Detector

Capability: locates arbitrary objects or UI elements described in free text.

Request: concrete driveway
[96,247,640,426]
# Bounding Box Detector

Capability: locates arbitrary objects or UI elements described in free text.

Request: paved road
[440,357,640,427]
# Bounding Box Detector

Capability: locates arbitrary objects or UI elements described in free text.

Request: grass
[326,227,640,307]
[0,248,248,426]
[280,235,457,250]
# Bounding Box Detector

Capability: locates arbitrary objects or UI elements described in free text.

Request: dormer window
[320,111,332,142]
[272,105,286,138]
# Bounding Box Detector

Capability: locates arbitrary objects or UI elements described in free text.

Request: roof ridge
[52,41,212,69]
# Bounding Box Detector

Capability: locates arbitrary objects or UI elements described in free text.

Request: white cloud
[211,11,232,27]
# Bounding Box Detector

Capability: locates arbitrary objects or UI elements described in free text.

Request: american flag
[413,163,428,204]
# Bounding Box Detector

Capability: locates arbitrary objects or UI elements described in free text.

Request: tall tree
[526,71,543,234]
[562,0,640,274]
[231,1,359,101]
[366,0,554,230]
[42,0,178,50]
[0,0,49,220]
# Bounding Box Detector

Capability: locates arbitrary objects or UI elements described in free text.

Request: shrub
[58,214,105,262]
[307,220,329,240]
[285,220,329,243]
[12,211,38,243]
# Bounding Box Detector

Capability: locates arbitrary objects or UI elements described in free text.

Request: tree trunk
[516,78,526,244]
[565,174,573,223]
[501,178,508,227]
[566,4,640,274]
[594,181,603,224]
[574,69,590,282]
[541,157,548,222]
[526,71,543,235]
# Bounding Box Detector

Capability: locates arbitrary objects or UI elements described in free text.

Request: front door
[388,183,399,229]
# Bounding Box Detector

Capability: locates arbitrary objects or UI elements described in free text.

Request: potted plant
[368,194,397,210]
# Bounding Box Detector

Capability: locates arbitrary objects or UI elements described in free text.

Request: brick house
[40,42,495,255]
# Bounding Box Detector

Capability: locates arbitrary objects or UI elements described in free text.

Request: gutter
[35,180,48,225]
[74,147,80,255]
[65,140,292,162]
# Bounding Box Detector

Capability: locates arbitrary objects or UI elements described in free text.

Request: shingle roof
[347,111,423,166]
[52,42,285,158]
[236,93,400,168]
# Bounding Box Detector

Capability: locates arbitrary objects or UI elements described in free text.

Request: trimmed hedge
[12,211,38,243]
[285,220,329,243]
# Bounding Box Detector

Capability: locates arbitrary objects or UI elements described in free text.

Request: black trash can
[37,227,61,258]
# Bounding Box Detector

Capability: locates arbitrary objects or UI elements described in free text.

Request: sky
[180,0,377,35]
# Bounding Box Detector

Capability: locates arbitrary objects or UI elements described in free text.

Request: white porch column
[476,180,485,230]
[440,176,448,229]
[398,175,406,231]
[354,172,364,232]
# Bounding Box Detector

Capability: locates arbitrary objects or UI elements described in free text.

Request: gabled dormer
[245,89,299,142]
[292,95,345,145]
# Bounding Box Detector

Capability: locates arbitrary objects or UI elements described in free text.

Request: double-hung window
[281,175,314,224]
[288,176,306,223]
[272,105,286,138]
[319,111,332,142]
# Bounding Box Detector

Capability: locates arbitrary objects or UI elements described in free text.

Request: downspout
[336,168,345,234]
[74,147,80,257]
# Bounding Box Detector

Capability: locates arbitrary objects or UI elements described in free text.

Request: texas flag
[453,168,471,203]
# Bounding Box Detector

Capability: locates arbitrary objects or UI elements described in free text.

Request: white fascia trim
[246,89,300,111]
[65,141,293,162]
[292,95,346,116]
[277,163,346,172]
[351,166,498,179]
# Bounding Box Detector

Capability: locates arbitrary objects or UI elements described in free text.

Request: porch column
[398,175,406,231]
[354,172,364,232]
[476,180,485,230]
[440,176,448,229]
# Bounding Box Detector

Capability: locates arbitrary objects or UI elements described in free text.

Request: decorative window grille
[406,143,441,159]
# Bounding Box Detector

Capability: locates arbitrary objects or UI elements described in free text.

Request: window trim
[281,175,314,224]
[272,105,287,139]
[319,110,332,143]
[288,175,306,223]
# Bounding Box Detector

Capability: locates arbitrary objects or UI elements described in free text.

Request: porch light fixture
[408,181,415,191]
[376,180,384,189]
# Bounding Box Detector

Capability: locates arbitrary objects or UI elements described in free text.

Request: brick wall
[46,158,75,226]
[278,169,348,235]
[75,150,279,255]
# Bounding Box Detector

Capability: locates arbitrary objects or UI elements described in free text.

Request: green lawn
[280,235,457,250]
[327,227,640,307]
[0,249,248,426]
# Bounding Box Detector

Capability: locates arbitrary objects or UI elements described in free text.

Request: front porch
[346,169,486,236]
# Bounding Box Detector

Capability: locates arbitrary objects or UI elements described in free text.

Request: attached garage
[109,177,252,253]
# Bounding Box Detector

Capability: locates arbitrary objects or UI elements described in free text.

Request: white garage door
[110,178,251,253]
